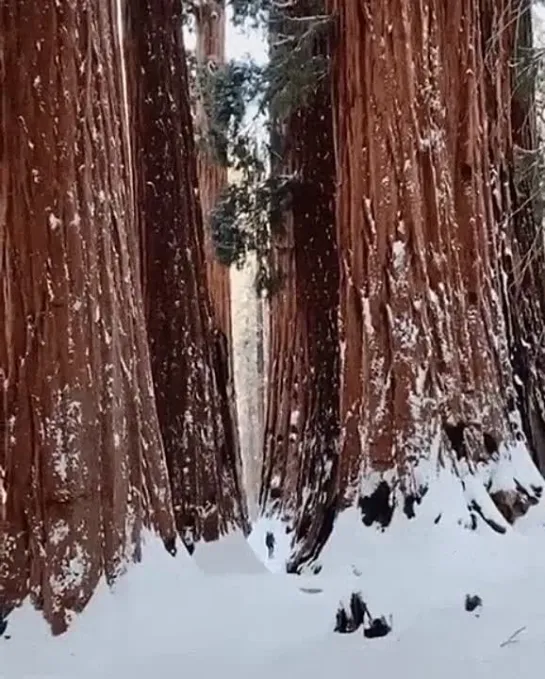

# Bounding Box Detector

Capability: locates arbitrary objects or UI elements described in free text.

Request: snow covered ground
[4,508,545,679]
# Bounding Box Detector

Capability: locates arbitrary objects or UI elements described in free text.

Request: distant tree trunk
[231,252,265,517]
[194,0,243,518]
[124,0,249,548]
[0,0,175,633]
[195,0,232,343]
[321,0,543,549]
[260,4,340,567]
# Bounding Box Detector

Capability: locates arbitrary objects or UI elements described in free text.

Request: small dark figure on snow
[0,617,8,638]
[265,531,275,559]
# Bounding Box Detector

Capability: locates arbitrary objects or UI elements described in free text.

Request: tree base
[284,436,545,574]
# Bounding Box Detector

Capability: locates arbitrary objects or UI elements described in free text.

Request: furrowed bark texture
[261,8,340,566]
[328,0,542,524]
[124,0,249,547]
[0,0,176,633]
[195,0,232,342]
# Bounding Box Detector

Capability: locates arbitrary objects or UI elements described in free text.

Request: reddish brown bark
[195,0,232,342]
[329,0,542,524]
[0,0,175,633]
[124,0,249,547]
[260,9,340,567]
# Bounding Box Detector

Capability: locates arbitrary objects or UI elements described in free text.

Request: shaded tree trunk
[260,5,340,568]
[0,0,175,633]
[502,0,545,473]
[320,0,543,550]
[195,0,233,343]
[124,0,249,547]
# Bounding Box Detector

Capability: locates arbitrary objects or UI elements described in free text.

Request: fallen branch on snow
[500,626,527,648]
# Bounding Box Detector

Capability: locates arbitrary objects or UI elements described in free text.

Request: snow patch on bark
[48,543,89,604]
[49,520,70,546]
[47,212,62,231]
[43,391,84,488]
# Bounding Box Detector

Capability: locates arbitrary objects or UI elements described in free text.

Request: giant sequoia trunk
[195,0,233,343]
[124,0,249,547]
[322,0,544,546]
[0,0,175,633]
[260,5,340,567]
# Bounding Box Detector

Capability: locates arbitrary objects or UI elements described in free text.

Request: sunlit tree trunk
[0,0,175,633]
[195,0,232,343]
[231,252,266,517]
[322,0,543,551]
[260,5,340,567]
[194,0,244,515]
[124,0,249,549]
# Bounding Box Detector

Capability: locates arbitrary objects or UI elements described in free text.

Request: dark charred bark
[124,0,249,546]
[0,0,176,634]
[260,4,340,568]
[195,0,233,343]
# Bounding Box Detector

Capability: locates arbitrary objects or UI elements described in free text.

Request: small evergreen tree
[193,0,333,295]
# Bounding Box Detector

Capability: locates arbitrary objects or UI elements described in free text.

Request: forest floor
[4,508,545,679]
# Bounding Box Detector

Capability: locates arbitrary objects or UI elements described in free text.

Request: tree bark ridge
[0,0,175,633]
[124,0,249,548]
